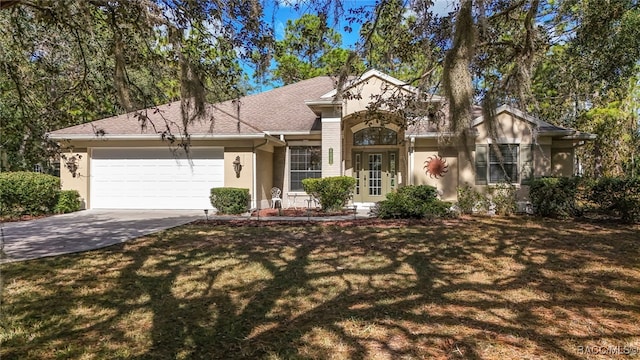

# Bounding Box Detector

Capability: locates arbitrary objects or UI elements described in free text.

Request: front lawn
[2,217,639,359]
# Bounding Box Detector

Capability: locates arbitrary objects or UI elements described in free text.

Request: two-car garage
[89,147,224,210]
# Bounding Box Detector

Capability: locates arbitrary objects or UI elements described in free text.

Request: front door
[353,151,397,203]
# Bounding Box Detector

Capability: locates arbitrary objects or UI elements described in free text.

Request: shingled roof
[49,73,589,141]
[49,76,336,139]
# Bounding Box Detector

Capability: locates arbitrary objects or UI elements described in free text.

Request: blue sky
[267,0,458,47]
[247,1,458,91]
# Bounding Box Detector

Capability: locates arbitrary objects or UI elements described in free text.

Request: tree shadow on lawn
[2,217,639,359]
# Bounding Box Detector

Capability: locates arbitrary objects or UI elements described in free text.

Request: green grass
[1,217,639,359]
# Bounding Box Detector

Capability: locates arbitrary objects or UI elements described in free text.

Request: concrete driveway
[1,210,203,263]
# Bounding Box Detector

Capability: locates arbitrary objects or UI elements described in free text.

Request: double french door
[352,151,397,202]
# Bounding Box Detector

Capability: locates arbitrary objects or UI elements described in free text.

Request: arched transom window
[353,127,397,146]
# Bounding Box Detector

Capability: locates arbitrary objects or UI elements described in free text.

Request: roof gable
[319,69,414,98]
[472,105,573,135]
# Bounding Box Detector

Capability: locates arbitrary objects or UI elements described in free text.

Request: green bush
[210,187,250,214]
[529,177,579,218]
[589,177,640,223]
[422,199,454,219]
[302,176,356,212]
[0,171,60,216]
[397,184,439,202]
[374,185,451,219]
[456,184,486,214]
[54,190,82,214]
[486,183,518,216]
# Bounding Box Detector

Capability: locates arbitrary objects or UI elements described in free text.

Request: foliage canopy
[1,0,639,177]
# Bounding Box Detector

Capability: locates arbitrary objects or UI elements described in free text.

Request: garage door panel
[90,147,223,209]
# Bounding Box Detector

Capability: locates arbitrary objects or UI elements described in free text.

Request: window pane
[353,127,397,146]
[290,146,322,191]
[380,128,398,145]
[489,145,517,162]
[488,144,518,183]
[489,163,517,183]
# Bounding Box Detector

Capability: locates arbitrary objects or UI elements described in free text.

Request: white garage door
[90,147,224,209]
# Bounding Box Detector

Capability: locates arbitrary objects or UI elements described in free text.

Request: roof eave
[266,130,322,136]
[406,131,476,139]
[558,133,597,140]
[304,99,342,115]
[539,130,575,137]
[47,133,285,145]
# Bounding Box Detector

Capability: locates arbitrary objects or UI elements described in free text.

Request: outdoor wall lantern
[61,153,82,178]
[232,156,243,178]
[329,148,334,165]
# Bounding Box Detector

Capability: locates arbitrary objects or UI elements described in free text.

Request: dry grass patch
[1,217,639,359]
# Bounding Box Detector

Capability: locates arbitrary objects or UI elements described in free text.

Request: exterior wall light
[233,156,243,178]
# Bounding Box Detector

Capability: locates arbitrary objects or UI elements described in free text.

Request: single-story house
[48,69,594,210]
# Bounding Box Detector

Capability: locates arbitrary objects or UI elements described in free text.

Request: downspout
[409,136,415,185]
[252,139,269,210]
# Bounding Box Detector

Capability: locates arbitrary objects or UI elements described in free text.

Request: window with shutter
[489,144,519,183]
[476,144,525,185]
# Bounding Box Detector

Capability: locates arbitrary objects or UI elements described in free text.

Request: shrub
[486,183,517,216]
[0,171,60,216]
[210,188,250,214]
[529,177,579,218]
[302,176,356,212]
[423,199,454,219]
[456,184,486,214]
[55,190,82,214]
[397,184,439,202]
[374,191,423,219]
[589,177,640,223]
[575,176,595,210]
[374,185,451,219]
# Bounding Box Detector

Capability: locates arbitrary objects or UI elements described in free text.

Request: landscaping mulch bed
[0,214,52,223]
[250,207,356,218]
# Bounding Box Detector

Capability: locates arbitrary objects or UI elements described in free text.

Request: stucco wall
[321,108,342,178]
[59,149,89,209]
[474,112,578,179]
[272,147,286,191]
[475,112,534,143]
[342,75,414,118]
[412,144,459,201]
[410,111,575,203]
[223,149,253,191]
[534,142,552,177]
[551,149,574,177]
[255,149,274,209]
[60,139,259,209]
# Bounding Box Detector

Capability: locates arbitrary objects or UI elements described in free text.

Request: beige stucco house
[48,70,594,210]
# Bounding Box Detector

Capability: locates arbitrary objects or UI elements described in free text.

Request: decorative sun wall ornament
[423,155,449,179]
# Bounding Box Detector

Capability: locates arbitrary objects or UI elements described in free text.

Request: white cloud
[277,0,304,8]
[431,0,459,16]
